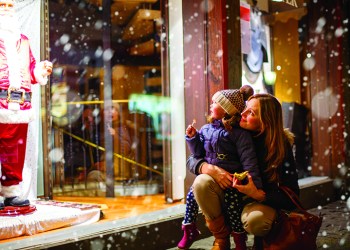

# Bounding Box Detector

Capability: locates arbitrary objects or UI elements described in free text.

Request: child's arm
[186,119,205,157]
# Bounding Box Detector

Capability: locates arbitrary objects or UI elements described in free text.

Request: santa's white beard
[0,14,21,37]
[0,12,23,110]
[0,12,22,94]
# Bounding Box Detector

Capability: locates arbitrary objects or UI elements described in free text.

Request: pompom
[240,85,254,101]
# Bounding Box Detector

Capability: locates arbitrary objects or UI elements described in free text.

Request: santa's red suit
[0,31,51,207]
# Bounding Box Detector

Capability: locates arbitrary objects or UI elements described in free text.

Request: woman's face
[240,98,262,132]
[104,105,119,122]
[210,99,226,120]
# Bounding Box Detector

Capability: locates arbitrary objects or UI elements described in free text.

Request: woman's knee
[192,174,213,193]
[192,174,224,220]
[241,202,276,237]
[242,212,271,236]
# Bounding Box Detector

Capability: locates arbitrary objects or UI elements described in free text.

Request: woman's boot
[177,222,201,249]
[205,215,231,250]
[231,232,247,250]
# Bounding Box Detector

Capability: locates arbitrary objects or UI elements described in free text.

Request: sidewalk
[167,199,350,250]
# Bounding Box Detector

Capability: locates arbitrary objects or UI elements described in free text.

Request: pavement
[167,199,350,250]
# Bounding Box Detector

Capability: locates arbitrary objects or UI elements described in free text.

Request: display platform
[0,200,103,240]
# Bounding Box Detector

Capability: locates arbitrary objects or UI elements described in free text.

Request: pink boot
[231,232,247,250]
[177,222,201,249]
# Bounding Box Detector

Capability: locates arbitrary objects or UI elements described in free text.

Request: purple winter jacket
[186,119,262,189]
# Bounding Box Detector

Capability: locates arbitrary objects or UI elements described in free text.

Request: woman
[178,86,262,250]
[87,103,135,182]
[187,93,300,250]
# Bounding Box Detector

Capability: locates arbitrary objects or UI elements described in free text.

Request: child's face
[210,99,226,120]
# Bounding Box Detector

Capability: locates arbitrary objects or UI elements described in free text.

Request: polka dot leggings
[183,186,244,233]
[183,187,199,224]
[224,188,244,233]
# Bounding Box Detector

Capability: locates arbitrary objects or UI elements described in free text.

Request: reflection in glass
[49,0,163,197]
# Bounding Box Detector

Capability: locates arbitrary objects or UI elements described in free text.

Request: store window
[48,0,166,197]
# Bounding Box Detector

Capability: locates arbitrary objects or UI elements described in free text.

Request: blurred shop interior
[49,0,165,197]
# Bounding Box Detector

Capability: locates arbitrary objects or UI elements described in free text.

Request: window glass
[49,0,164,197]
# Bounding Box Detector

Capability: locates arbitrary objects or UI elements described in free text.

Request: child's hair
[207,113,241,131]
[208,85,254,131]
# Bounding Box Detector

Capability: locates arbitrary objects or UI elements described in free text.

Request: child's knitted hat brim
[212,85,254,116]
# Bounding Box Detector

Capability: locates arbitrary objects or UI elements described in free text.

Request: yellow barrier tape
[54,127,163,176]
[66,100,129,105]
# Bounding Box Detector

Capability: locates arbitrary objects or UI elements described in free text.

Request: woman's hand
[233,173,266,202]
[108,127,116,136]
[201,163,232,189]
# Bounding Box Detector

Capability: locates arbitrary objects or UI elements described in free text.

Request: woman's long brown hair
[249,93,294,183]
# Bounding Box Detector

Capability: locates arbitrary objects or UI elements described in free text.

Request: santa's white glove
[34,60,53,85]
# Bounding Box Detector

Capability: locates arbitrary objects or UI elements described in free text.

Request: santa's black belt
[0,89,32,104]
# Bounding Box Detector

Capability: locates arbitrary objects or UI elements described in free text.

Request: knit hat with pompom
[212,85,254,116]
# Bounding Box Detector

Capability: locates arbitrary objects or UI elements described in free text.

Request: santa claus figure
[0,0,52,209]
